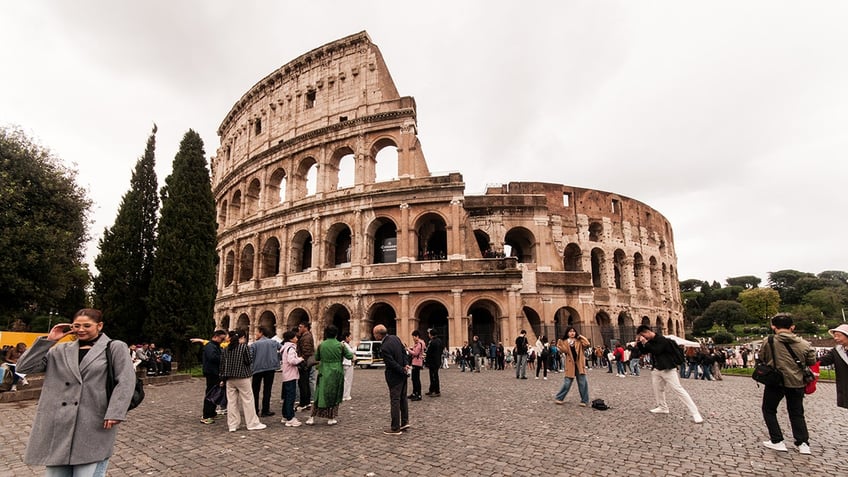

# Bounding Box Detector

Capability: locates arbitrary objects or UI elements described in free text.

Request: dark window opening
[254,118,262,135]
[306,90,316,109]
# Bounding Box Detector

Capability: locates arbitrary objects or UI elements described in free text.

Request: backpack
[591,398,609,410]
[669,340,685,366]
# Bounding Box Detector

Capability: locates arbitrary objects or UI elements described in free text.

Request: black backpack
[591,399,609,410]
[669,340,685,366]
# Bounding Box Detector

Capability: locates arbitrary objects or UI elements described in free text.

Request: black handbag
[752,336,783,387]
[106,340,145,411]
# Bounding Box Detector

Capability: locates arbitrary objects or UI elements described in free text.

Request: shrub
[712,331,735,344]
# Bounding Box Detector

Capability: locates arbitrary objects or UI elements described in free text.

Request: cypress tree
[93,125,159,341]
[147,130,217,366]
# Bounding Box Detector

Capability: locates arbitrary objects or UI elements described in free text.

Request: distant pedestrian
[200,330,228,424]
[279,330,304,427]
[374,324,410,435]
[407,330,425,401]
[220,329,266,432]
[250,326,281,417]
[636,325,703,424]
[425,329,444,396]
[758,314,816,454]
[819,324,848,409]
[296,321,316,411]
[341,331,355,401]
[514,330,529,379]
[306,325,352,426]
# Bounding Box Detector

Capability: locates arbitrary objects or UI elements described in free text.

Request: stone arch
[467,299,502,345]
[416,300,450,346]
[239,244,254,282]
[649,256,660,291]
[236,313,250,332]
[365,302,398,340]
[594,310,613,347]
[218,200,228,228]
[641,316,651,326]
[667,317,674,335]
[504,227,536,263]
[613,249,626,289]
[323,303,351,337]
[371,137,399,183]
[260,237,280,278]
[655,316,664,334]
[415,212,448,260]
[329,146,356,190]
[295,156,318,198]
[563,243,582,271]
[229,190,242,222]
[258,310,277,335]
[554,306,580,340]
[326,222,353,267]
[286,308,311,330]
[224,250,235,286]
[633,253,646,289]
[291,229,313,272]
[521,306,543,341]
[220,315,231,331]
[617,311,634,343]
[367,217,397,264]
[588,221,603,242]
[245,178,261,216]
[591,247,606,288]
[474,229,492,257]
[268,167,287,205]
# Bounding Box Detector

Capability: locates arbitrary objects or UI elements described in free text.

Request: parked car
[355,341,384,368]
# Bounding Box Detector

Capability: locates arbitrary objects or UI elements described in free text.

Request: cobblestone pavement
[1,366,845,476]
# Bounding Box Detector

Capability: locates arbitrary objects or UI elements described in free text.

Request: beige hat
[828,324,848,338]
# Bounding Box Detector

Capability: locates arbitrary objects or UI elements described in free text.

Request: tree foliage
[0,126,91,322]
[147,130,217,366]
[738,287,780,321]
[768,269,815,304]
[93,126,159,342]
[726,275,761,289]
[701,300,751,329]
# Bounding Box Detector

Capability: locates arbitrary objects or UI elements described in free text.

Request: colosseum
[211,31,684,351]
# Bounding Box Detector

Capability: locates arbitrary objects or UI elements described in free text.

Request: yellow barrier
[0,331,73,348]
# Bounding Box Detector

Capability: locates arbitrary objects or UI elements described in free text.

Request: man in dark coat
[374,325,409,435]
[201,330,228,423]
[425,329,444,396]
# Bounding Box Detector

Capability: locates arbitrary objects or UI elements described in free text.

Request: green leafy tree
[803,287,848,318]
[692,315,714,335]
[147,130,217,367]
[726,275,761,289]
[768,269,815,305]
[679,279,705,293]
[739,287,780,322]
[701,300,750,329]
[710,285,744,302]
[0,126,91,322]
[818,270,848,286]
[93,126,159,342]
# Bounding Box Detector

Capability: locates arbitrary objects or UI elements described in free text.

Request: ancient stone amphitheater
[212,32,683,350]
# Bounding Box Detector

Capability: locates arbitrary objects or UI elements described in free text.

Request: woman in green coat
[306,325,353,425]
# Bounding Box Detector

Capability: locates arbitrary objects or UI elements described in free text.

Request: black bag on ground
[591,398,609,410]
[751,336,783,388]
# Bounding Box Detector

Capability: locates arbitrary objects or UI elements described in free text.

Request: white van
[355,341,384,368]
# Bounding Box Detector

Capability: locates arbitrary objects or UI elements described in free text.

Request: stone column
[451,289,464,349]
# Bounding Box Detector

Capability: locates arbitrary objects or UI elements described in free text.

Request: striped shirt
[220,343,253,379]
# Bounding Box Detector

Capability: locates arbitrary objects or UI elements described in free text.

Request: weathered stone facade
[212,31,683,349]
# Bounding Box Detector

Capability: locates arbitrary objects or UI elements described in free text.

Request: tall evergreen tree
[147,130,217,366]
[93,126,159,341]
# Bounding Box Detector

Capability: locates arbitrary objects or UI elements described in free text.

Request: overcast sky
[2,1,846,285]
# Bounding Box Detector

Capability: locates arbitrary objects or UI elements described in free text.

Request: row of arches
[218,141,399,227]
[563,244,678,295]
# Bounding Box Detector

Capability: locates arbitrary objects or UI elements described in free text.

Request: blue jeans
[281,379,297,420]
[616,360,626,375]
[700,364,712,380]
[555,374,589,403]
[45,459,109,477]
[686,361,699,379]
[515,354,528,378]
[630,359,640,376]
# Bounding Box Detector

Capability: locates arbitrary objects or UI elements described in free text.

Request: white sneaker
[284,418,302,427]
[247,423,266,431]
[327,419,338,425]
[649,407,669,414]
[543,377,547,380]
[693,414,704,424]
[763,440,788,452]
[798,443,811,455]
[305,417,314,425]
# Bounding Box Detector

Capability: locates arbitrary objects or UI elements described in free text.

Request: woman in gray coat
[16,308,136,476]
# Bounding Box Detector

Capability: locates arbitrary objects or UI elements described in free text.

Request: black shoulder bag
[781,341,816,384]
[106,340,145,411]
[752,336,784,387]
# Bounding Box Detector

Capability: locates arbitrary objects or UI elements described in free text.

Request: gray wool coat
[16,334,136,466]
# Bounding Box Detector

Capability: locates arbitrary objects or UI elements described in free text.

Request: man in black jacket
[374,325,410,435]
[200,330,228,424]
[425,329,444,396]
[636,325,703,424]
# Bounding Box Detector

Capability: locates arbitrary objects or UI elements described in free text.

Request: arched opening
[236,313,250,332]
[291,230,313,272]
[415,213,447,261]
[667,318,674,336]
[595,311,613,348]
[268,167,287,205]
[286,308,311,332]
[229,190,242,223]
[324,304,351,338]
[295,157,318,199]
[468,300,500,345]
[220,315,231,331]
[333,147,356,190]
[649,256,659,291]
[224,251,235,285]
[522,306,543,341]
[633,253,646,289]
[326,223,353,267]
[245,178,261,216]
[366,303,398,340]
[554,307,580,340]
[218,200,228,228]
[504,227,536,263]
[474,229,493,257]
[591,248,605,288]
[617,311,634,343]
[563,243,582,271]
[369,218,397,264]
[239,244,254,282]
[261,237,281,278]
[588,221,603,242]
[258,310,277,335]
[613,249,626,289]
[373,140,399,183]
[417,301,449,346]
[641,316,651,327]
[655,316,664,334]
